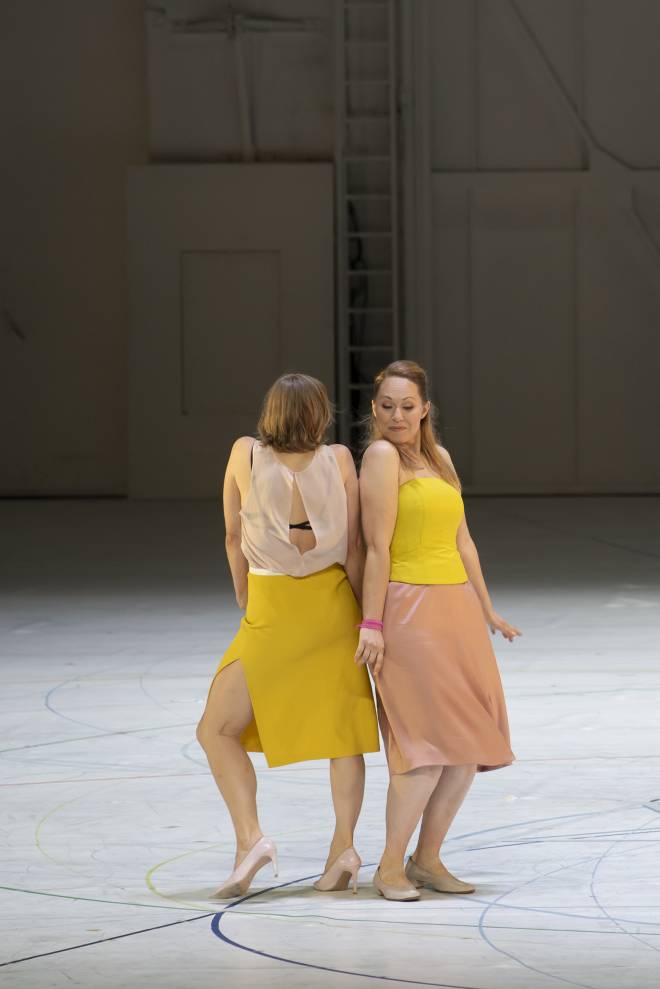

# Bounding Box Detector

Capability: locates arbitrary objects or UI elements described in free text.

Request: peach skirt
[377,580,515,775]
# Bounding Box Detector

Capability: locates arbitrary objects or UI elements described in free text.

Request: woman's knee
[197,715,242,746]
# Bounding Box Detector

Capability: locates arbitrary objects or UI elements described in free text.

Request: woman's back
[240,441,348,577]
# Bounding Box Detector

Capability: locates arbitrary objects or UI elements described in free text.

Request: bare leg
[324,755,365,870]
[379,765,443,886]
[196,661,263,867]
[412,764,476,879]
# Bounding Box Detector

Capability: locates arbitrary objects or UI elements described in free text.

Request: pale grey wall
[146,0,333,161]
[126,164,334,498]
[0,1,148,495]
[3,0,660,496]
[0,0,335,497]
[416,0,660,492]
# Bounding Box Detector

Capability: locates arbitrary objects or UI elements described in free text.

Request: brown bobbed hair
[257,372,333,452]
[364,359,461,491]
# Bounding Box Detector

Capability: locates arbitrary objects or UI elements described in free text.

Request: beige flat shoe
[373,867,420,901]
[405,856,475,894]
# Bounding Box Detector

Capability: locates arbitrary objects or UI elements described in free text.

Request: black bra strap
[250,441,255,470]
[289,521,313,531]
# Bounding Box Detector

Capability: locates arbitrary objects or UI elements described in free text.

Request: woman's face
[372,376,430,445]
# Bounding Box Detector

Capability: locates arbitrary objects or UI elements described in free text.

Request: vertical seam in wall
[179,251,187,416]
[417,0,433,374]
[572,187,580,485]
[576,0,588,170]
[471,0,480,172]
[277,249,283,386]
[466,186,474,486]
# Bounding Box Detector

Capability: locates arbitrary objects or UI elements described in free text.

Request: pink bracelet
[356,619,384,631]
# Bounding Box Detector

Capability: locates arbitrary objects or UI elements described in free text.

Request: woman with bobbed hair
[197,372,379,899]
[356,360,519,901]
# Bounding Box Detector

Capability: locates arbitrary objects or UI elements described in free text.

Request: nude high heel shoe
[210,836,278,900]
[313,847,361,894]
[372,868,420,902]
[405,856,475,894]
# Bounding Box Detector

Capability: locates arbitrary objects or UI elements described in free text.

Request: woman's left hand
[485,610,521,642]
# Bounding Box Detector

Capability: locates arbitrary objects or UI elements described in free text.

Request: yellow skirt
[211,563,380,768]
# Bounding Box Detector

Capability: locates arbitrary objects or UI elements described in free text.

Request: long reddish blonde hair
[364,360,461,490]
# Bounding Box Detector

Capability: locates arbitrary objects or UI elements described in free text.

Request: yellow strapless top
[389,476,468,585]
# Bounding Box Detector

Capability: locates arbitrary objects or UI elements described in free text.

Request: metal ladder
[334,0,400,450]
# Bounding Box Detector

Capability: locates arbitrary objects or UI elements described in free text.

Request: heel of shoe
[271,849,279,878]
[313,847,361,893]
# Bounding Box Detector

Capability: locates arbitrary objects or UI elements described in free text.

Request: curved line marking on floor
[0,721,196,755]
[210,806,660,987]
[589,814,660,953]
[476,852,601,989]
[212,875,483,989]
[474,806,660,989]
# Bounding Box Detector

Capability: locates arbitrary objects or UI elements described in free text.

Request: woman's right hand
[354,627,384,676]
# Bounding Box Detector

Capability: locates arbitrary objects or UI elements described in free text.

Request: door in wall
[126,164,334,498]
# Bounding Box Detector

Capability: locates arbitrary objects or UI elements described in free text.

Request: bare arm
[440,446,521,642]
[331,444,364,605]
[223,438,251,609]
[355,441,400,674]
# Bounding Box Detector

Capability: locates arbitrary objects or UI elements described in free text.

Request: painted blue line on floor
[212,871,483,989]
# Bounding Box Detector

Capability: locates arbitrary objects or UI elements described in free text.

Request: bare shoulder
[329,442,351,463]
[329,443,356,480]
[229,435,257,465]
[232,435,256,452]
[360,439,399,485]
[362,438,399,468]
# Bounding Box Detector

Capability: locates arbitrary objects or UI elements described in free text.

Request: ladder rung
[346,114,390,122]
[347,231,391,238]
[348,308,393,314]
[346,193,391,199]
[349,345,394,351]
[344,155,390,162]
[345,78,390,86]
[346,40,389,47]
[347,268,392,275]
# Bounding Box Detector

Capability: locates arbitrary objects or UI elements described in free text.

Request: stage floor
[2,496,659,988]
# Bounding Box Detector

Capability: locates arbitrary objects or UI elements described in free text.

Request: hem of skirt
[258,743,381,769]
[389,754,516,775]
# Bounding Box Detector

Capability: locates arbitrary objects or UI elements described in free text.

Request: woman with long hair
[197,373,379,899]
[356,360,519,901]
